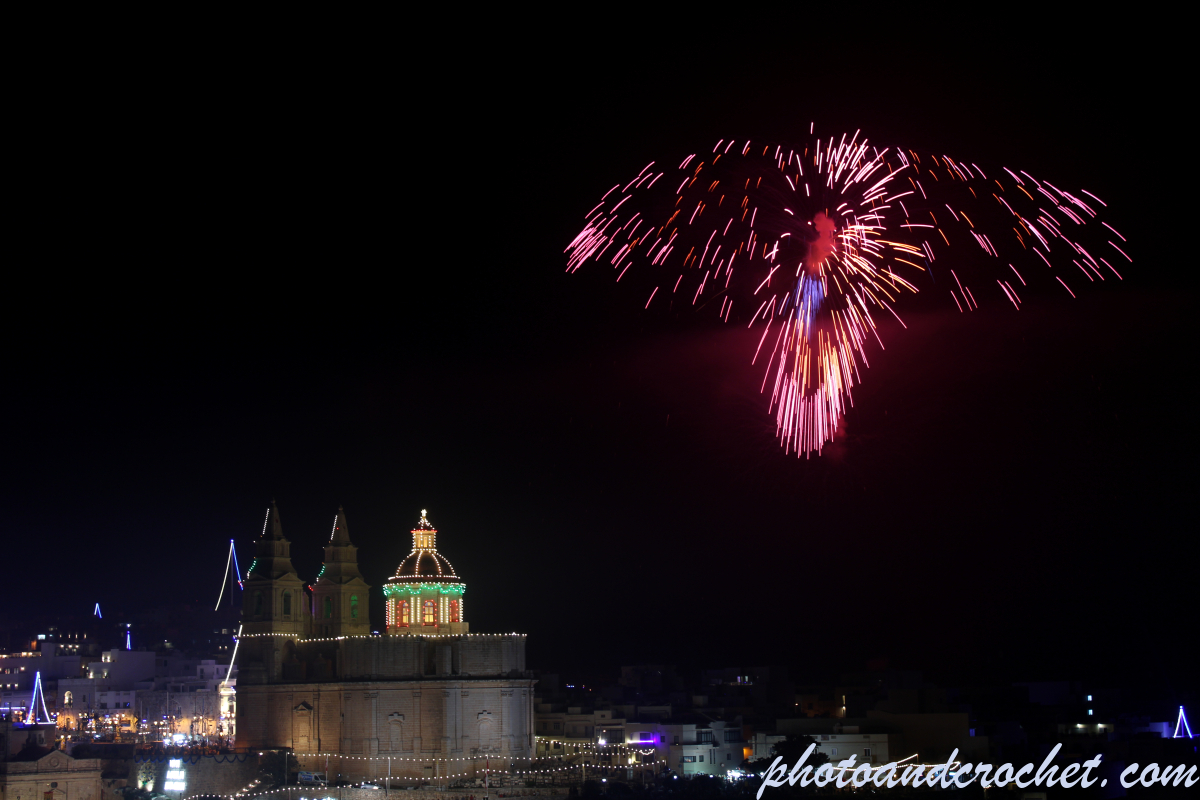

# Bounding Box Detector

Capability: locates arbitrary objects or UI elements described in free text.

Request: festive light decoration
[164,759,187,792]
[232,542,243,590]
[178,763,607,800]
[236,632,524,642]
[245,507,270,581]
[388,510,458,580]
[215,539,244,610]
[28,671,52,724]
[1174,705,1194,739]
[288,745,655,764]
[93,602,102,619]
[383,510,470,631]
[382,583,466,597]
[535,738,655,755]
[567,133,1130,456]
[222,625,242,689]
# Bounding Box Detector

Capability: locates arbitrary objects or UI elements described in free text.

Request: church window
[449,600,460,623]
[423,599,435,624]
[324,597,333,619]
[401,600,410,625]
[351,595,359,619]
[254,592,263,616]
[283,592,292,616]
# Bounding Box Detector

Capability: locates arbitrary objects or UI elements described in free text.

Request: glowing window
[423,600,435,624]
[401,600,410,625]
[449,600,460,623]
[351,595,359,620]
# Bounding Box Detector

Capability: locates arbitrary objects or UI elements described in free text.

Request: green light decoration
[316,564,327,580]
[382,582,465,597]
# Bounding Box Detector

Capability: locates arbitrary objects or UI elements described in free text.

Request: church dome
[387,510,460,584]
[393,550,457,580]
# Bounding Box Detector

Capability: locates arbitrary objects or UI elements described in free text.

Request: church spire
[264,499,285,540]
[242,502,307,670]
[331,504,351,543]
[313,505,370,637]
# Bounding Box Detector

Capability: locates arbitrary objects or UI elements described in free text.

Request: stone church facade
[236,507,534,780]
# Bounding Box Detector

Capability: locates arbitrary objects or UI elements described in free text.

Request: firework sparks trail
[566,130,1129,456]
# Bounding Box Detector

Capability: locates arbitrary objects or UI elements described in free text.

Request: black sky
[4,16,1192,700]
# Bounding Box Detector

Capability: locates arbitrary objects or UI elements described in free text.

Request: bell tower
[311,506,371,638]
[240,501,308,682]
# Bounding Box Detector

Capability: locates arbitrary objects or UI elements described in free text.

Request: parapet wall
[331,635,527,680]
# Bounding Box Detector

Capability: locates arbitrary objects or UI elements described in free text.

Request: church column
[501,689,511,755]
[411,691,422,753]
[366,691,379,755]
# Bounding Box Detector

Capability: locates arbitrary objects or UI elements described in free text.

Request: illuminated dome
[383,510,467,634]
[389,510,459,583]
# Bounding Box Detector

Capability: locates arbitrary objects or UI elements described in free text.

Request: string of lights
[534,739,655,755]
[292,751,645,763]
[383,583,466,597]
[235,633,524,642]
[181,761,639,800]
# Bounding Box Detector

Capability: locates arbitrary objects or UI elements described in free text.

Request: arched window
[324,597,333,619]
[423,600,435,625]
[449,600,460,623]
[350,595,359,620]
[283,592,292,616]
[400,600,410,626]
[63,691,73,707]
[254,592,263,616]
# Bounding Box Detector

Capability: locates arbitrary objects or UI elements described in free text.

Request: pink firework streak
[565,132,1129,456]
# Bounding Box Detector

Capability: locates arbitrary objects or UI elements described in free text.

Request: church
[235,505,534,781]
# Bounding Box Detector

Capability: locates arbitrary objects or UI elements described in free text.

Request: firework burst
[566,129,1129,456]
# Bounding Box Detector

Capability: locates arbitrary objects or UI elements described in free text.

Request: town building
[748,728,894,767]
[0,720,100,800]
[235,506,534,782]
[0,647,86,720]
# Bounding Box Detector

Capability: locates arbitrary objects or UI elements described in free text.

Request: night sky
[5,17,1191,698]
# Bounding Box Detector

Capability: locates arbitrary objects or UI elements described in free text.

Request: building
[0,647,86,721]
[748,729,894,767]
[55,650,154,736]
[771,713,987,766]
[236,506,535,782]
[53,647,236,744]
[0,721,100,800]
